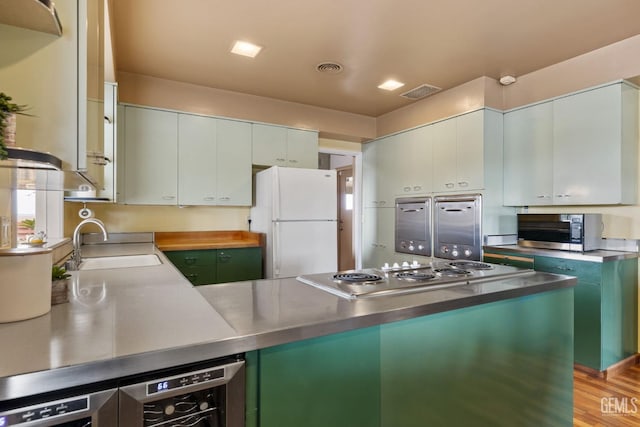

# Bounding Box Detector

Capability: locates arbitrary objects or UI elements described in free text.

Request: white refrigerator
[251,166,338,278]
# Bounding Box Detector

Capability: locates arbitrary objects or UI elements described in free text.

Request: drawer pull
[184,257,197,265]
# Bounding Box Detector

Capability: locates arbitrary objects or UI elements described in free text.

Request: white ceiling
[111,0,640,117]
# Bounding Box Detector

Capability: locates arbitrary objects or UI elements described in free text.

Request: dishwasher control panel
[0,396,88,425]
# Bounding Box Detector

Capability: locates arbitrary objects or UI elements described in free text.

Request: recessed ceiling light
[378,79,405,91]
[231,41,263,58]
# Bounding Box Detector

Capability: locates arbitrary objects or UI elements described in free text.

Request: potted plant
[51,265,71,305]
[0,92,30,160]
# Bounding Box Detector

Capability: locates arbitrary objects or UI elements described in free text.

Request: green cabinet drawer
[216,247,262,283]
[534,256,602,283]
[178,266,217,286]
[164,250,217,268]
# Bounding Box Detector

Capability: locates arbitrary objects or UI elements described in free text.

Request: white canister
[0,248,53,323]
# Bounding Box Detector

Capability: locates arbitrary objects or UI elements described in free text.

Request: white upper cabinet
[123,106,178,205]
[393,126,433,196]
[252,123,318,168]
[363,135,399,207]
[504,81,638,206]
[432,109,500,193]
[553,83,637,205]
[178,113,217,206]
[431,117,458,192]
[503,101,554,206]
[215,119,252,205]
[123,107,252,206]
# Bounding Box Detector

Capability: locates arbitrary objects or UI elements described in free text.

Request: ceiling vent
[316,62,343,74]
[400,84,441,100]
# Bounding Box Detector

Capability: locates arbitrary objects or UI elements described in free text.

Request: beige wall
[503,35,640,110]
[117,72,376,142]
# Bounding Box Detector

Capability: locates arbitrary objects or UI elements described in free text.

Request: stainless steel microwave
[517,214,602,252]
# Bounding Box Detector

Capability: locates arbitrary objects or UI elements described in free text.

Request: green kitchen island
[0,241,575,427]
[199,273,575,427]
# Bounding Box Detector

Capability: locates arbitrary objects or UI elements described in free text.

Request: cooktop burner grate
[395,272,437,281]
[333,273,383,283]
[448,261,494,270]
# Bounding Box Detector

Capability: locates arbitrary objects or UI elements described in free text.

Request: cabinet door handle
[458,181,469,187]
[162,196,176,200]
[104,116,113,124]
[379,201,386,206]
[413,186,421,191]
[445,183,454,188]
[218,253,232,262]
[276,158,286,162]
[403,186,411,192]
[203,196,215,201]
[556,194,571,198]
[289,159,298,163]
[184,257,197,265]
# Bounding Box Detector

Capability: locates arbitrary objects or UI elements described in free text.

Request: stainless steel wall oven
[433,194,482,261]
[395,197,432,257]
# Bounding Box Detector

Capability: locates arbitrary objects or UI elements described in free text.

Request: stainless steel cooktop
[296,259,535,299]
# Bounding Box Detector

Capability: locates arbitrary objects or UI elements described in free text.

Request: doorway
[337,166,355,271]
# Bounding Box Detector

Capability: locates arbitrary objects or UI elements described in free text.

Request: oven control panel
[0,397,88,426]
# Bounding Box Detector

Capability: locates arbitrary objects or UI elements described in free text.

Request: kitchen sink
[79,254,162,270]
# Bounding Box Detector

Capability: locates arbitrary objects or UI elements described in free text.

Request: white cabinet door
[286,128,318,168]
[363,136,396,207]
[503,101,553,206]
[363,141,379,208]
[553,84,623,205]
[431,118,458,192]
[362,207,395,269]
[252,123,287,167]
[123,106,178,204]
[216,119,252,205]
[393,126,432,196]
[456,110,484,191]
[252,124,318,169]
[178,113,217,206]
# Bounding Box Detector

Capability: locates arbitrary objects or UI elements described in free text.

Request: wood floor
[574,365,640,426]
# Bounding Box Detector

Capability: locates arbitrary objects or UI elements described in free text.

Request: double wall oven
[395,194,482,262]
[0,356,245,427]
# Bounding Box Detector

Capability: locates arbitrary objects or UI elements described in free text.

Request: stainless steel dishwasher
[119,356,245,427]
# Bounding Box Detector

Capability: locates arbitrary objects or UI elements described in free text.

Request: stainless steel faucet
[68,218,109,270]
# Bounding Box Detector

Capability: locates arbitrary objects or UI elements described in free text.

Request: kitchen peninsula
[0,242,576,426]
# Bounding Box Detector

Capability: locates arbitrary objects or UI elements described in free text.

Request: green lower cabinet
[164,247,262,285]
[380,288,574,427]
[247,288,574,427]
[216,248,262,283]
[484,249,638,372]
[253,327,381,427]
[574,281,601,368]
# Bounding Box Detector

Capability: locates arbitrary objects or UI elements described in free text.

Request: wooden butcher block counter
[155,231,265,286]
[155,230,264,251]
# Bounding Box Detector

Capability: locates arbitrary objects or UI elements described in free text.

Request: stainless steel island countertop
[0,243,576,401]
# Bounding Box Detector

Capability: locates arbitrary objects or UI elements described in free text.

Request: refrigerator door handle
[274,222,280,277]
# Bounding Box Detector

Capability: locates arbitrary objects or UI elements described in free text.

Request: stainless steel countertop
[0,243,576,401]
[484,244,639,262]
